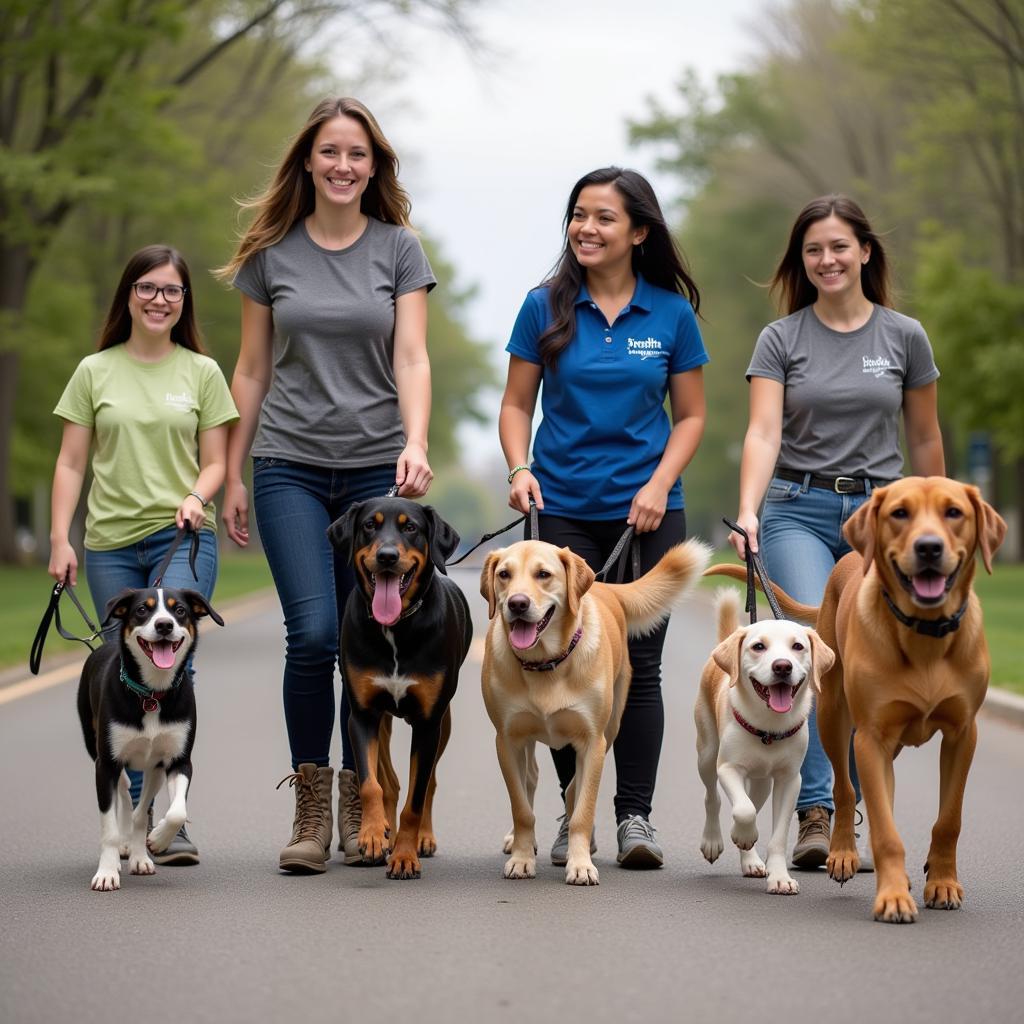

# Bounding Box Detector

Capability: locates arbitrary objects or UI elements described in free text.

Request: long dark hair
[98,245,204,353]
[537,167,701,371]
[216,96,410,280]
[770,194,892,315]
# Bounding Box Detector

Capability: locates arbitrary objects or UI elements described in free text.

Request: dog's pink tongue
[152,641,176,670]
[509,620,538,650]
[768,684,794,714]
[913,573,946,600]
[372,574,403,625]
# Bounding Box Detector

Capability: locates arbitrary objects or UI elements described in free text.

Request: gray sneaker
[549,813,597,866]
[791,805,830,870]
[854,808,874,873]
[147,810,200,867]
[615,814,663,869]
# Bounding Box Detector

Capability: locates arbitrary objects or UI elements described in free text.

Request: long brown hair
[98,245,204,353]
[216,97,411,280]
[770,194,892,315]
[537,167,700,371]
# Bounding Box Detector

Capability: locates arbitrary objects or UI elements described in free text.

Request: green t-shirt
[54,344,239,550]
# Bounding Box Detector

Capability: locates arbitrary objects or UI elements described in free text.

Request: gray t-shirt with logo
[233,217,435,468]
[746,305,939,480]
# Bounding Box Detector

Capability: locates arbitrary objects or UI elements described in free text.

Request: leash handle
[152,523,199,588]
[594,525,641,584]
[29,573,106,675]
[722,517,784,622]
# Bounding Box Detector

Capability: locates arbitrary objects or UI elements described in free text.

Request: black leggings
[535,510,686,822]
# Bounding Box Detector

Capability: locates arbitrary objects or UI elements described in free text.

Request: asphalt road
[2,567,1023,1024]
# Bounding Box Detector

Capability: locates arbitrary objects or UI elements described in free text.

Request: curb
[981,687,1024,729]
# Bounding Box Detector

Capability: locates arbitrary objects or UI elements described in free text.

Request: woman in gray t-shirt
[729,195,945,873]
[216,97,436,875]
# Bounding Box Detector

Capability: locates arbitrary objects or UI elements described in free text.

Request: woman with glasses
[49,244,238,864]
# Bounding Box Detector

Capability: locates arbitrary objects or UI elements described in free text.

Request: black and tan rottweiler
[327,497,472,879]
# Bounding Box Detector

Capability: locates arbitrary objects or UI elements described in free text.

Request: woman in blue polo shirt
[499,166,708,869]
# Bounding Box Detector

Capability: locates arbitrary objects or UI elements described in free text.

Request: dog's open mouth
[751,678,801,714]
[894,559,960,607]
[138,637,185,671]
[369,568,416,626]
[508,605,554,651]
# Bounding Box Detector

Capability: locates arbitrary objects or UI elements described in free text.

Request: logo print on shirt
[627,337,664,361]
[862,356,892,379]
[165,390,195,411]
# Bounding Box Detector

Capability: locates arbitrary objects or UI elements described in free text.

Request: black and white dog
[77,587,223,891]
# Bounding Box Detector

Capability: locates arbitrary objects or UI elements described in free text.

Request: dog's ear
[712,629,743,684]
[182,590,225,627]
[843,487,886,572]
[559,547,595,616]
[805,629,835,693]
[102,588,137,625]
[964,484,1007,574]
[424,505,460,575]
[480,550,501,619]
[326,501,365,564]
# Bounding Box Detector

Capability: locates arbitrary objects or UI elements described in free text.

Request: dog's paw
[924,878,963,910]
[129,853,155,876]
[741,849,767,877]
[357,823,391,865]
[503,853,536,879]
[730,820,758,852]
[502,829,514,854]
[700,832,724,863]
[826,848,860,885]
[873,886,918,924]
[118,841,130,860]
[565,859,599,886]
[147,817,178,853]
[386,848,422,880]
[91,869,120,892]
[766,873,799,894]
[417,831,437,858]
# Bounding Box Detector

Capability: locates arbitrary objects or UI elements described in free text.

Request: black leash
[152,523,200,587]
[594,525,642,584]
[446,499,537,567]
[29,574,110,675]
[722,517,784,622]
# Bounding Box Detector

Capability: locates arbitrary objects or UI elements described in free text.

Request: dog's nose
[914,535,944,563]
[771,659,792,678]
[375,545,399,568]
[154,619,175,637]
[507,593,530,616]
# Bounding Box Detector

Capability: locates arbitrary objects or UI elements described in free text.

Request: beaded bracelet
[507,465,531,485]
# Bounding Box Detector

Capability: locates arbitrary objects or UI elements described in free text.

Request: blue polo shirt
[506,275,708,519]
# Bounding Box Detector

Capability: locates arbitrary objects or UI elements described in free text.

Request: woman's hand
[729,510,760,559]
[176,493,207,532]
[48,539,78,585]
[396,442,432,498]
[509,469,543,515]
[628,480,669,534]
[222,479,250,547]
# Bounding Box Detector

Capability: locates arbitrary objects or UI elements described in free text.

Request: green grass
[0,551,274,674]
[703,552,1024,696]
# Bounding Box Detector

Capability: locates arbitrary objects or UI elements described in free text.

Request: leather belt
[775,467,891,495]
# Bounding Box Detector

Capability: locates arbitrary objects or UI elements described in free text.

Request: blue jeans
[759,475,870,812]
[252,457,397,772]
[86,525,219,805]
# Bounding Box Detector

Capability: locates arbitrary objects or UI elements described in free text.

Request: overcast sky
[369,0,762,463]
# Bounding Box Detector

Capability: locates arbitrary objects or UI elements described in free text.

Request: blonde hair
[216,97,411,280]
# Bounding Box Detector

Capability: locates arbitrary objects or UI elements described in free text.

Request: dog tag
[142,696,160,714]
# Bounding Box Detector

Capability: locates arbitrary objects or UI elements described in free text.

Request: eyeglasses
[133,282,186,303]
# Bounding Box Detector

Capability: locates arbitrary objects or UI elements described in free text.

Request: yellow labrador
[480,538,710,885]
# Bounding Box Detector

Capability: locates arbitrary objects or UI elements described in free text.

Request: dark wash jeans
[252,457,396,771]
[535,509,686,823]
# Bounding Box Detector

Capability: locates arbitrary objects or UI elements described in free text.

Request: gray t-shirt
[233,217,435,468]
[746,305,939,480]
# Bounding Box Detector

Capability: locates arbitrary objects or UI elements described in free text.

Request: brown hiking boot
[791,805,831,870]
[277,764,333,874]
[336,768,364,865]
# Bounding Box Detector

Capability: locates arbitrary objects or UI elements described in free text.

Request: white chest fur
[108,716,192,770]
[370,673,418,703]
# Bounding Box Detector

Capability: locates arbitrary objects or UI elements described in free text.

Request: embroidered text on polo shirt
[627,337,665,360]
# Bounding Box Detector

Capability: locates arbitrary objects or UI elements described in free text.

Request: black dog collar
[120,659,185,712]
[514,627,584,672]
[881,590,969,639]
[731,706,806,745]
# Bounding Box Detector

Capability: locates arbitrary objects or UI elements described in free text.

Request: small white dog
[694,589,834,894]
